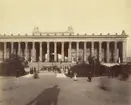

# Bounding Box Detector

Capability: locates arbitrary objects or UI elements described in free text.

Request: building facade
[0,27,128,64]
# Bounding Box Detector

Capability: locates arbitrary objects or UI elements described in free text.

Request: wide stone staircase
[28,62,76,70]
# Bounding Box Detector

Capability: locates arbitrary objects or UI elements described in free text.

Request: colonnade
[0,41,126,63]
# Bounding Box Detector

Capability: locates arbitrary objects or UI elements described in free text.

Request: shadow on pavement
[27,85,60,105]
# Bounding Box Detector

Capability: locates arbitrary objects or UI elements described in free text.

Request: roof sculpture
[32,26,74,35]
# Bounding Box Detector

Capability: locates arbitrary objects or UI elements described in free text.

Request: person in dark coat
[108,68,111,78]
[88,71,92,82]
[16,69,20,78]
[34,67,36,74]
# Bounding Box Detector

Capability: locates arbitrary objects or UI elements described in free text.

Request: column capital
[91,41,95,45]
[99,41,102,44]
[123,40,127,43]
[114,41,118,45]
[32,42,35,48]
[114,41,118,43]
[106,41,110,44]
[39,42,42,45]
[46,42,50,44]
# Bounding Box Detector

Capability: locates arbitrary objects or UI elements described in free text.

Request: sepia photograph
[0,0,131,105]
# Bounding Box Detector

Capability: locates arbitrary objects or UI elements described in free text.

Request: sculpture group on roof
[32,26,40,34]
[67,26,73,32]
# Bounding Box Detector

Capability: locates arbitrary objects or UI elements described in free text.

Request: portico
[0,28,128,63]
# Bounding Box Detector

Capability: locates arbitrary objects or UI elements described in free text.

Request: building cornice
[0,34,128,38]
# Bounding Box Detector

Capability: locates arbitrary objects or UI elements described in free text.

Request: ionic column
[76,42,79,61]
[11,42,14,54]
[68,42,72,62]
[39,42,42,62]
[114,41,117,63]
[99,42,102,62]
[106,42,110,63]
[18,42,21,56]
[4,42,7,60]
[84,42,87,62]
[25,42,28,60]
[91,42,94,57]
[47,42,50,62]
[122,40,127,62]
[32,42,36,62]
[61,42,64,62]
[54,42,57,62]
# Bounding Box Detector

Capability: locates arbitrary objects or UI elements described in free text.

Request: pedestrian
[65,67,68,75]
[88,71,92,82]
[16,69,20,78]
[31,67,34,74]
[16,69,20,86]
[108,68,111,78]
[74,72,78,81]
[30,68,32,74]
[34,67,36,74]
[69,70,73,78]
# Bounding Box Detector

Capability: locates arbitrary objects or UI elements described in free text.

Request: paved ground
[0,72,131,105]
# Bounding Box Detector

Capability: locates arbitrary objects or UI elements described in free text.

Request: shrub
[0,54,26,76]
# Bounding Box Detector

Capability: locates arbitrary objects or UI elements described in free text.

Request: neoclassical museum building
[0,27,128,65]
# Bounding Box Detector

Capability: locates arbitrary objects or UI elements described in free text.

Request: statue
[121,30,126,35]
[67,26,73,32]
[32,26,40,34]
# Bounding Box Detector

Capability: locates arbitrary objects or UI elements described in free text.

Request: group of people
[30,67,37,74]
[62,68,93,82]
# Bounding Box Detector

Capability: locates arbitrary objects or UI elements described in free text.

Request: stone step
[56,73,67,78]
[28,62,76,69]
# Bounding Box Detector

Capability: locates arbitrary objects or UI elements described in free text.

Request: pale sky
[0,0,131,57]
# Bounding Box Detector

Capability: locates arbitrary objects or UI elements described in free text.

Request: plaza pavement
[0,72,131,105]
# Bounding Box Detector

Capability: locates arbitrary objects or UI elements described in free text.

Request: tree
[88,55,101,76]
[88,55,94,65]
[0,54,26,76]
